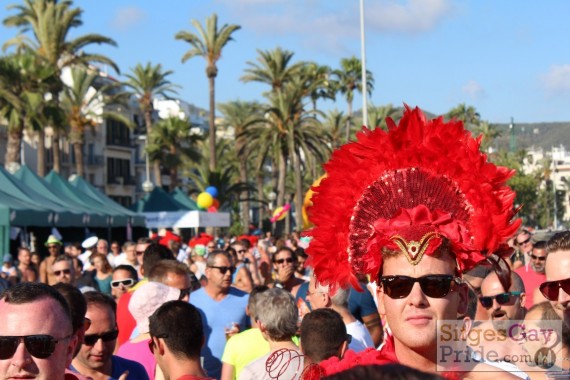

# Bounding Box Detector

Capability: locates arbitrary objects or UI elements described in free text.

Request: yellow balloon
[302,175,326,229]
[197,192,214,209]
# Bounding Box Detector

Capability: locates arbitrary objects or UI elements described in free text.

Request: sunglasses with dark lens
[178,287,192,300]
[478,292,522,309]
[148,334,169,354]
[517,237,532,246]
[275,258,295,265]
[136,251,145,256]
[0,334,71,359]
[540,278,570,301]
[110,279,135,288]
[380,275,461,299]
[47,245,59,249]
[208,265,235,275]
[237,249,247,254]
[54,269,71,276]
[83,330,119,346]
[530,254,546,261]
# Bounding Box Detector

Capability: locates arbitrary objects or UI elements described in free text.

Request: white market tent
[144,210,230,229]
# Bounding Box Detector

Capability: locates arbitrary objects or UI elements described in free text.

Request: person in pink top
[514,240,547,306]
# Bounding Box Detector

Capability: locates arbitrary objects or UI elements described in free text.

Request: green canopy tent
[171,188,199,210]
[0,166,83,227]
[130,187,189,228]
[68,175,145,227]
[44,171,110,227]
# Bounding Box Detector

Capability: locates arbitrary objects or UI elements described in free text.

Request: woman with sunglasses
[304,107,524,378]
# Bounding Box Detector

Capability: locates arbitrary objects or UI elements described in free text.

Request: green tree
[474,120,501,153]
[175,13,241,172]
[322,109,347,149]
[367,103,400,131]
[4,0,118,173]
[333,56,374,142]
[147,117,202,191]
[60,67,131,177]
[124,62,179,188]
[218,100,264,233]
[447,103,481,131]
[241,47,304,94]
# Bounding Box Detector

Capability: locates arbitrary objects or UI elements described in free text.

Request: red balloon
[212,199,220,209]
[208,206,217,213]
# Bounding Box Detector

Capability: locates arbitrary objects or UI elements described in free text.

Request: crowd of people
[1,107,570,380]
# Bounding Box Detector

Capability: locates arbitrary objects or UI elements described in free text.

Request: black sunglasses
[479,292,522,309]
[530,254,546,261]
[0,334,71,359]
[110,279,135,288]
[237,249,247,254]
[148,334,169,354]
[208,265,235,275]
[517,237,532,246]
[54,269,71,276]
[380,275,461,299]
[540,278,570,301]
[83,330,119,346]
[275,258,295,264]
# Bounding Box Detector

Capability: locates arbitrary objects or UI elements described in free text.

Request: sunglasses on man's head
[530,254,546,261]
[54,269,71,276]
[83,330,119,346]
[478,292,522,309]
[275,257,295,265]
[540,278,570,301]
[380,275,461,299]
[110,278,135,289]
[0,334,71,359]
[207,265,235,275]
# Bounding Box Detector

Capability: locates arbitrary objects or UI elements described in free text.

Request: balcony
[86,155,104,166]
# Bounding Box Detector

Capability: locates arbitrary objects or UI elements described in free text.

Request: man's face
[110,243,120,255]
[18,249,31,265]
[111,269,136,299]
[68,246,81,258]
[52,260,74,285]
[47,244,61,257]
[273,250,296,281]
[135,243,150,266]
[96,241,108,255]
[516,232,533,254]
[207,242,216,254]
[530,247,547,273]
[480,273,525,330]
[124,245,137,263]
[545,249,570,327]
[163,272,191,302]
[233,244,247,263]
[296,256,306,274]
[76,304,116,372]
[206,254,233,293]
[306,276,327,310]
[378,252,466,353]
[0,298,74,380]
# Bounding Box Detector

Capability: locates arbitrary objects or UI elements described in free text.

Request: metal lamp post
[139,135,154,193]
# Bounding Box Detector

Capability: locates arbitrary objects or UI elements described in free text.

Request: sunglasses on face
[83,330,119,346]
[530,254,546,261]
[275,257,295,265]
[54,269,71,276]
[540,278,570,301]
[380,275,461,299]
[110,278,135,288]
[208,265,235,275]
[148,334,169,354]
[517,238,532,246]
[237,249,247,254]
[136,251,145,256]
[178,287,191,300]
[207,245,216,249]
[0,334,71,359]
[47,245,59,250]
[478,292,522,309]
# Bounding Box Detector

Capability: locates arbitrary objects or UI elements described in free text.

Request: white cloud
[540,64,570,95]
[367,0,455,34]
[462,80,486,100]
[110,6,147,31]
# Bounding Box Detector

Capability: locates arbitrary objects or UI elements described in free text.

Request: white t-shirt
[346,320,375,352]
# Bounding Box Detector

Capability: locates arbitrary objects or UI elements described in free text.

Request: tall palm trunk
[237,141,250,234]
[144,109,162,187]
[208,74,217,172]
[73,141,84,177]
[5,119,24,168]
[345,99,353,142]
[256,173,264,229]
[52,130,61,173]
[169,146,178,192]
[277,150,286,208]
[287,130,303,231]
[37,129,46,176]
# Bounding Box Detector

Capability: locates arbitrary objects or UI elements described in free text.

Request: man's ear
[457,283,469,316]
[245,305,251,317]
[519,292,526,309]
[65,334,78,367]
[338,340,348,359]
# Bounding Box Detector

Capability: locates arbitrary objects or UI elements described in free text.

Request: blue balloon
[205,186,218,198]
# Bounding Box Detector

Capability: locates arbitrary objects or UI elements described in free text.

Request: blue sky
[2,0,570,123]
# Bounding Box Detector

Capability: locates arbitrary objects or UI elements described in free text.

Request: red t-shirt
[116,291,137,346]
[515,266,546,307]
[175,376,215,380]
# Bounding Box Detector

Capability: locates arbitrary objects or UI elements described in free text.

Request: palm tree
[333,56,374,142]
[368,103,401,130]
[4,0,118,173]
[60,67,132,177]
[218,100,264,233]
[124,62,179,188]
[304,62,335,111]
[474,120,501,153]
[322,109,347,149]
[241,47,304,94]
[447,103,481,130]
[175,13,241,172]
[147,117,202,192]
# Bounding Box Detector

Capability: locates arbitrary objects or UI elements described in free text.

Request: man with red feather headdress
[304,106,525,379]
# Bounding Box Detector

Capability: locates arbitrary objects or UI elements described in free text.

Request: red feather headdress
[306,106,521,291]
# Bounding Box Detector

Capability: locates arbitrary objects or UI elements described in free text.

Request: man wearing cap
[307,107,523,378]
[78,236,99,272]
[40,234,63,285]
